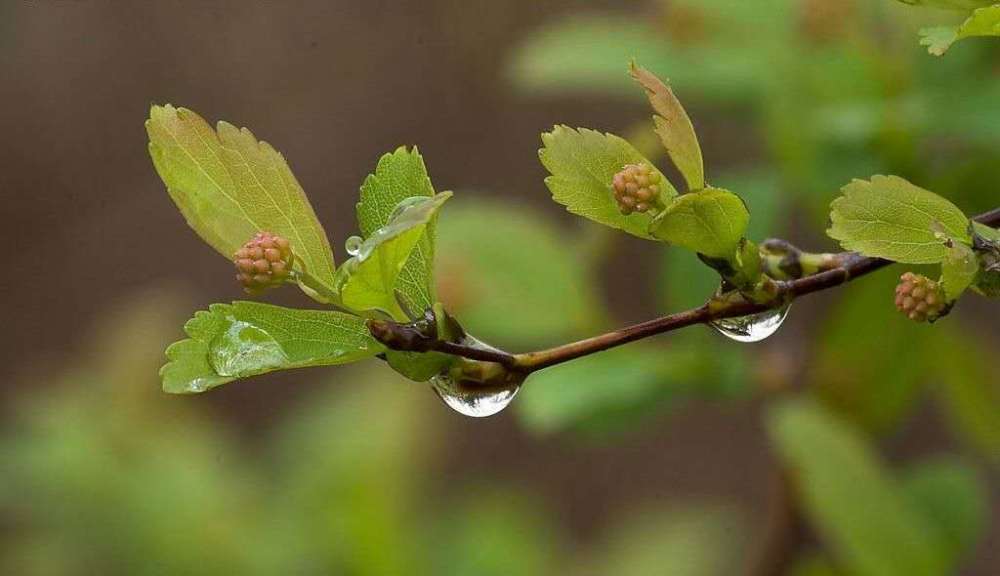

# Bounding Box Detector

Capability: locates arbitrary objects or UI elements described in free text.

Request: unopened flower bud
[612,163,662,215]
[234,231,293,294]
[894,272,947,323]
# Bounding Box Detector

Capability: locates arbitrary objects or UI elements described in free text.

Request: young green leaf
[338,192,452,319]
[649,188,749,259]
[146,105,337,295]
[161,302,383,394]
[539,126,677,240]
[767,399,950,576]
[901,457,987,567]
[919,5,1000,56]
[357,147,439,314]
[828,175,970,264]
[940,241,979,300]
[629,63,705,191]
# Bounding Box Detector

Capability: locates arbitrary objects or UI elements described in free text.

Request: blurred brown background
[1,1,996,574]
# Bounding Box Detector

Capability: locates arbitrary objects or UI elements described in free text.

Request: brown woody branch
[369,208,1000,375]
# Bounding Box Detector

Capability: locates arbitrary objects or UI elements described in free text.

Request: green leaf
[920,5,1000,56]
[930,328,1000,467]
[767,399,950,576]
[593,503,745,576]
[338,192,452,319]
[435,198,603,346]
[630,63,704,191]
[146,105,337,295]
[357,147,438,314]
[940,241,979,300]
[539,126,677,240]
[161,301,382,393]
[812,275,929,434]
[828,175,970,264]
[901,457,987,567]
[650,188,749,258]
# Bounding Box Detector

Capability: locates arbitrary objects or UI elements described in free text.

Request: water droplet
[431,373,520,417]
[711,304,791,343]
[430,334,524,417]
[344,235,363,256]
[208,318,288,377]
[389,196,429,221]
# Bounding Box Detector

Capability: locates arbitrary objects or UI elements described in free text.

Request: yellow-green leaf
[146,105,337,295]
[630,62,705,191]
[650,188,749,258]
[338,192,452,319]
[828,175,970,264]
[357,147,438,315]
[920,5,1000,56]
[539,125,677,240]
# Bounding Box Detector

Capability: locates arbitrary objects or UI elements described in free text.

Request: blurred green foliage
[0,293,747,574]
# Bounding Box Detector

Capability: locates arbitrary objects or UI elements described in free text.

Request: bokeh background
[2,1,999,573]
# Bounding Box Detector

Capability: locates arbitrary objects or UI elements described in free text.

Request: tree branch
[369,208,1000,375]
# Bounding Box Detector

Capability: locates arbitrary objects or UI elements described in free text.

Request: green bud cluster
[233,232,293,294]
[894,272,946,322]
[612,163,662,215]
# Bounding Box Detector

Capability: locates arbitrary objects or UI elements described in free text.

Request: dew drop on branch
[710,304,790,343]
[430,334,524,417]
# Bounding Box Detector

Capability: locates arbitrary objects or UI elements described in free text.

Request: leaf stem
[369,208,1000,376]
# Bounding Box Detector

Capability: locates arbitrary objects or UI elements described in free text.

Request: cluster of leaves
[148,104,456,392]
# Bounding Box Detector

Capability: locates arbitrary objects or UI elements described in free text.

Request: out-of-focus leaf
[161,301,382,394]
[357,147,439,314]
[788,553,844,576]
[828,175,970,264]
[901,457,987,567]
[630,63,704,190]
[587,504,745,576]
[811,275,929,434]
[930,328,1000,466]
[0,295,283,575]
[651,188,749,258]
[919,5,1000,56]
[269,366,439,574]
[517,343,745,436]
[507,8,785,103]
[430,488,559,576]
[540,126,676,239]
[435,199,602,346]
[940,241,979,299]
[338,192,451,319]
[146,105,337,295]
[767,399,950,576]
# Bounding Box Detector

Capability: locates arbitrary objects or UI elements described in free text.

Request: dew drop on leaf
[430,334,525,417]
[208,319,288,377]
[389,196,429,221]
[344,235,363,257]
[710,304,791,343]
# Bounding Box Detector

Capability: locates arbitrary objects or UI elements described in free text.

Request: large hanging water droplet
[431,373,521,418]
[208,319,288,377]
[344,235,363,257]
[430,334,524,417]
[711,304,791,343]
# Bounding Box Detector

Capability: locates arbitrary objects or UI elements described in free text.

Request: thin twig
[370,208,1000,374]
